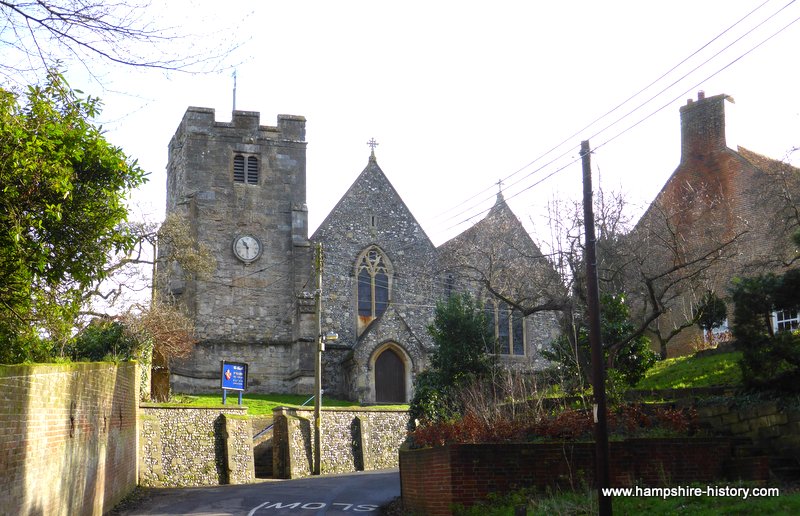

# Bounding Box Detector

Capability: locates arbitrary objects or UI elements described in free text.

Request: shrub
[408,294,494,429]
[67,319,139,362]
[407,403,697,448]
[731,272,800,392]
[543,294,658,393]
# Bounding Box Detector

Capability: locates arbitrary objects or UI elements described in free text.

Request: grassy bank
[168,392,407,415]
[635,350,742,390]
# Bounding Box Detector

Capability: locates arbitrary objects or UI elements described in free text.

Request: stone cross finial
[367,138,379,157]
[497,179,504,193]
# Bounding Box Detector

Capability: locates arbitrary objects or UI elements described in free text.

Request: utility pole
[313,242,323,475]
[581,140,612,515]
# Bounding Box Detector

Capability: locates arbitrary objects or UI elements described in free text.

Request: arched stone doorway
[374,347,406,403]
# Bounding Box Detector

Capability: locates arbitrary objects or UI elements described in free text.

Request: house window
[773,309,800,333]
[486,301,525,356]
[356,247,392,327]
[233,154,259,184]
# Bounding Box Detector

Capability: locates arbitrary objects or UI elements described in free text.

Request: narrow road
[113,469,400,516]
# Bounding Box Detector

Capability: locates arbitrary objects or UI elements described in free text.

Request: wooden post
[581,140,612,515]
[313,242,323,475]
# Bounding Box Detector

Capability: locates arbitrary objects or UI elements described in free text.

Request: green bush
[731,272,800,392]
[67,320,140,362]
[543,294,657,394]
[408,294,494,429]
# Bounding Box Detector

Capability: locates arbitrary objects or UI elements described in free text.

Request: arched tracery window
[356,246,392,331]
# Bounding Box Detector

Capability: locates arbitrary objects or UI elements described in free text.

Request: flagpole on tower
[232,70,237,112]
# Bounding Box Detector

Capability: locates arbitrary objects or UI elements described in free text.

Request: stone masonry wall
[164,107,315,395]
[0,362,138,516]
[697,400,800,461]
[312,156,438,402]
[139,405,254,487]
[170,341,311,394]
[272,407,408,478]
[165,107,309,344]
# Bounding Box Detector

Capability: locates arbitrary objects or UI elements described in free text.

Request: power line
[429,0,799,236]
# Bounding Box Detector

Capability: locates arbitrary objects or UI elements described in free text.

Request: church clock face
[232,234,262,263]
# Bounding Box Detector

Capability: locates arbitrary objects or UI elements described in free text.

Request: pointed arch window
[356,246,392,323]
[486,300,526,356]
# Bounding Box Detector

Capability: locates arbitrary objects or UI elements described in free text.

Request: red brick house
[632,91,800,357]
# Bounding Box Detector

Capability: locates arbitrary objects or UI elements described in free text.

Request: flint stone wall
[272,407,408,478]
[139,405,254,487]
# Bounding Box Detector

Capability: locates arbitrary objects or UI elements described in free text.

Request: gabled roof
[439,192,543,256]
[311,153,434,248]
[737,146,799,175]
[356,305,425,348]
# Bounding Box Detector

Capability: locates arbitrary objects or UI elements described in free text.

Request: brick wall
[272,407,408,478]
[400,439,768,515]
[138,405,254,487]
[0,362,139,516]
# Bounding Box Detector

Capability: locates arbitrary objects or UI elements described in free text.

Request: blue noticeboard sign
[221,361,248,391]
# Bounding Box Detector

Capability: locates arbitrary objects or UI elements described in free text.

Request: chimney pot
[679,91,726,163]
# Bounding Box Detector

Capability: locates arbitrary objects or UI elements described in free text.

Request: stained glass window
[356,247,392,324]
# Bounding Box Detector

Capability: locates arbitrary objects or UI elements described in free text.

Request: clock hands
[234,236,260,262]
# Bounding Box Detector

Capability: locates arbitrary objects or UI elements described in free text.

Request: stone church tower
[162,108,316,394]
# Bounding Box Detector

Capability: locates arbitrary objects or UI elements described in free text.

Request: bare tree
[121,299,196,401]
[619,183,746,358]
[81,213,215,399]
[437,195,569,369]
[83,213,215,314]
[439,184,749,371]
[439,196,569,317]
[0,0,238,84]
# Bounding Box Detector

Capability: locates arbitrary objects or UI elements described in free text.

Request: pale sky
[66,1,800,247]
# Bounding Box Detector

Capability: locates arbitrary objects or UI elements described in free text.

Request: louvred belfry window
[233,154,259,184]
[247,156,258,184]
[233,155,245,182]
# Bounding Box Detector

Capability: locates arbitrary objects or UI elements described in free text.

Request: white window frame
[772,309,800,333]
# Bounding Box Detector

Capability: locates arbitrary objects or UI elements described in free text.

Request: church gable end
[312,153,440,401]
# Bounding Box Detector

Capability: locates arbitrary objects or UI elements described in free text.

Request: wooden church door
[375,348,405,403]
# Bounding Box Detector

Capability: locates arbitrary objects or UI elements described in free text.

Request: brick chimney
[679,91,728,162]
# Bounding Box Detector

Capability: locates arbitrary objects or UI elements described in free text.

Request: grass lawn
[168,392,407,416]
[635,350,742,390]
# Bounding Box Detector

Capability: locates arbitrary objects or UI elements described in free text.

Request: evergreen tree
[0,71,145,362]
[408,294,494,428]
